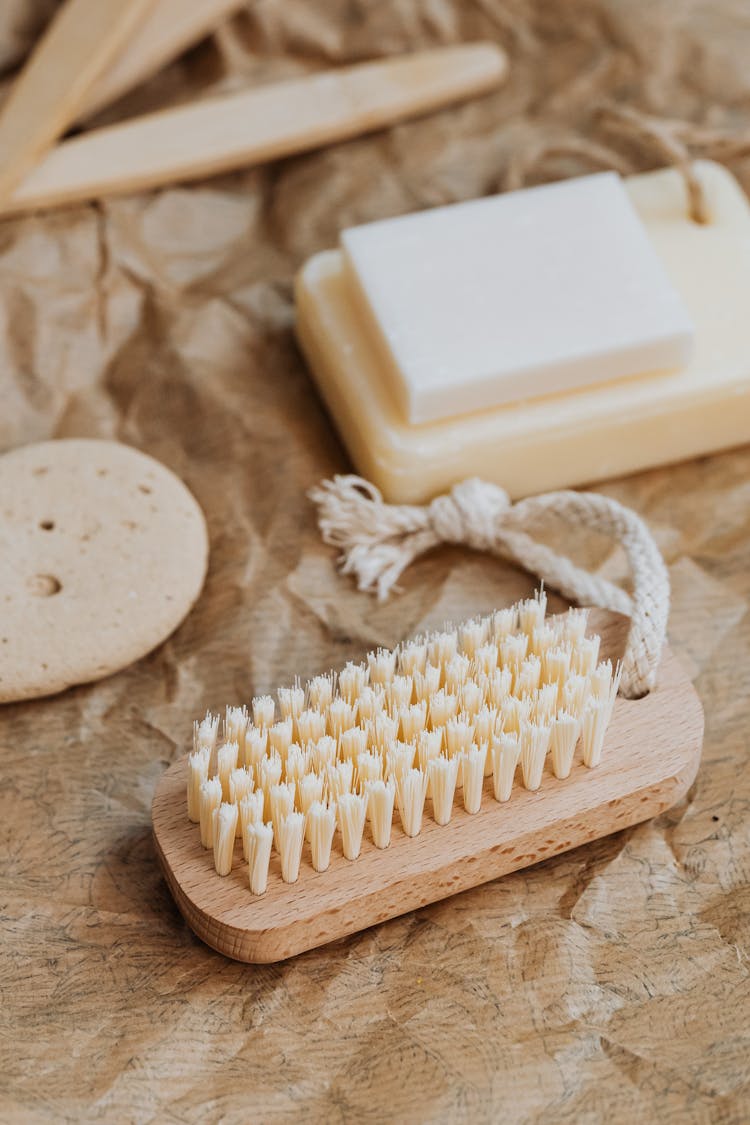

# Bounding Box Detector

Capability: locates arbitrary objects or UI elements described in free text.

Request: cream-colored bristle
[445,717,475,759]
[239,790,264,859]
[310,735,337,774]
[429,755,459,825]
[386,739,417,780]
[516,655,542,697]
[308,801,337,871]
[308,672,335,712]
[544,645,572,689]
[503,694,533,735]
[399,701,427,742]
[413,662,440,703]
[474,705,497,775]
[194,711,219,752]
[550,712,581,779]
[199,776,222,849]
[338,662,367,704]
[194,711,220,774]
[473,705,497,747]
[229,765,253,804]
[563,607,589,644]
[339,725,368,762]
[571,635,600,676]
[581,696,615,767]
[193,591,618,893]
[366,779,395,848]
[225,706,249,759]
[445,653,471,692]
[518,589,547,636]
[270,782,296,851]
[229,766,254,836]
[460,678,485,720]
[356,749,383,788]
[563,673,590,715]
[212,802,238,876]
[396,768,428,837]
[459,617,487,659]
[187,747,209,822]
[246,821,273,895]
[252,695,275,730]
[217,741,239,801]
[590,659,614,700]
[298,773,325,836]
[430,688,459,729]
[417,728,443,772]
[486,666,513,708]
[296,708,326,745]
[244,725,268,772]
[461,744,487,814]
[278,685,305,731]
[491,733,521,802]
[268,718,293,764]
[530,624,556,662]
[337,792,367,860]
[535,682,559,724]
[428,629,458,671]
[492,606,517,641]
[398,639,427,677]
[386,674,414,713]
[328,698,357,738]
[277,811,305,883]
[368,712,398,753]
[327,759,354,801]
[475,642,499,676]
[285,744,308,788]
[499,632,528,674]
[357,684,385,722]
[368,648,396,686]
[520,721,552,791]
[258,754,282,819]
[611,660,623,700]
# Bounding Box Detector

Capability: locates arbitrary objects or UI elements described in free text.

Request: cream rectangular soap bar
[341,172,694,424]
[295,161,750,503]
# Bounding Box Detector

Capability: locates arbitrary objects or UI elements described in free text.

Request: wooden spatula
[2,44,508,217]
[0,0,156,206]
[79,0,250,122]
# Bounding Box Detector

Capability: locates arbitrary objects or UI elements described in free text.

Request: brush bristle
[188,593,621,893]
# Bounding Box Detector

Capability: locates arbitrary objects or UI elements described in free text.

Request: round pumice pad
[0,439,209,702]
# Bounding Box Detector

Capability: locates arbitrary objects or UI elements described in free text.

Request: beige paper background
[1,2,749,1121]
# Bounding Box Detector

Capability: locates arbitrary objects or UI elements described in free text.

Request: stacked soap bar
[296,160,750,502]
[342,172,692,425]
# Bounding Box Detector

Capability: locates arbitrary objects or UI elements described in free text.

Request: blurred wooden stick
[2,44,508,217]
[0,0,155,206]
[79,0,250,121]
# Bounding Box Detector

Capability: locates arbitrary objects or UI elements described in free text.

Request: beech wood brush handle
[0,0,155,206]
[79,0,250,122]
[2,43,508,217]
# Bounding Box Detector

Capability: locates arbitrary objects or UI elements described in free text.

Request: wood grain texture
[152,611,704,963]
[78,0,248,121]
[2,43,508,215]
[0,0,155,205]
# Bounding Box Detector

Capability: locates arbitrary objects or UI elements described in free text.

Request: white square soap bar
[341,172,694,424]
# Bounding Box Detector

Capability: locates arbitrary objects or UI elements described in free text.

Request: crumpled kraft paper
[1,2,749,1122]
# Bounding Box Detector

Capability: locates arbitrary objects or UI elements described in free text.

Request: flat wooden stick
[3,43,508,217]
[0,0,156,206]
[79,0,250,122]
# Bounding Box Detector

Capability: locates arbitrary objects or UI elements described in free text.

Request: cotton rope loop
[309,475,671,700]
